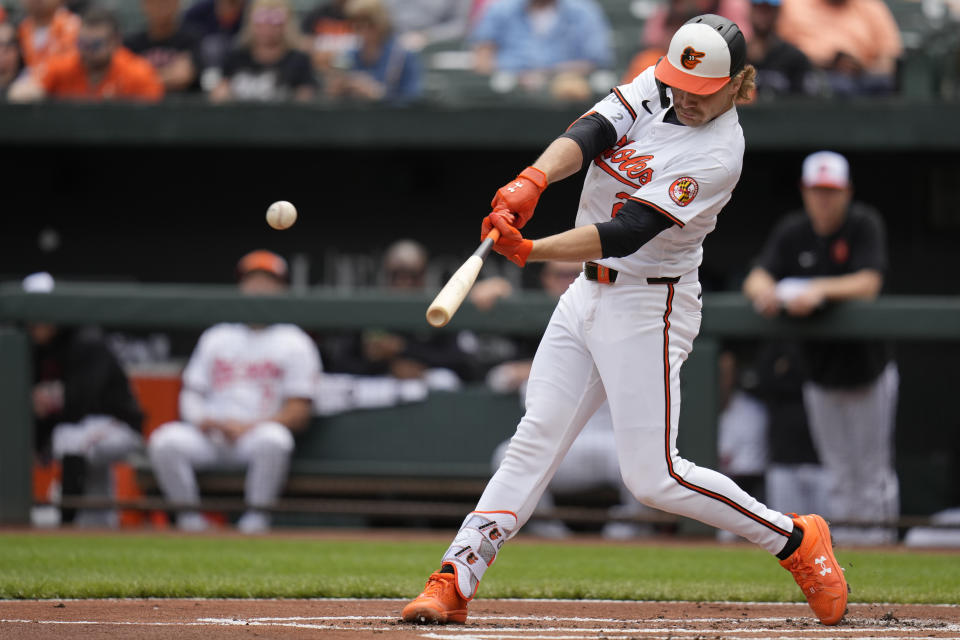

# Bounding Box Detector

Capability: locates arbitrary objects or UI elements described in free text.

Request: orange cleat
[780,514,849,625]
[401,570,469,624]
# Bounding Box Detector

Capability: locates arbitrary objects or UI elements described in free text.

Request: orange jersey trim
[566,110,598,131]
[659,285,791,539]
[627,196,685,228]
[472,509,518,520]
[611,87,637,121]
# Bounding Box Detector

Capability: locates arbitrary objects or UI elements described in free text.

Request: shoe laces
[421,573,451,599]
[785,550,841,596]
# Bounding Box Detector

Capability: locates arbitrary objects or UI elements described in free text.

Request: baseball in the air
[266,200,297,230]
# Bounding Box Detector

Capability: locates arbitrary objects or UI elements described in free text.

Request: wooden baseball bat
[426,228,501,328]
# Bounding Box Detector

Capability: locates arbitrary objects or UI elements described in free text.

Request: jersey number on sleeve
[611,191,632,218]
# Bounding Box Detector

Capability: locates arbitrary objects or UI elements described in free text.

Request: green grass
[0,533,958,603]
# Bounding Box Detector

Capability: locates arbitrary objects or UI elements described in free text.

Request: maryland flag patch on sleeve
[669,177,699,206]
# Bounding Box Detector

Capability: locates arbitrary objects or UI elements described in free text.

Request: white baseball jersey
[182,323,321,422]
[440,66,797,601]
[576,66,744,278]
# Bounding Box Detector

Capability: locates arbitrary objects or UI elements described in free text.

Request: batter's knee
[623,485,663,508]
[619,461,671,508]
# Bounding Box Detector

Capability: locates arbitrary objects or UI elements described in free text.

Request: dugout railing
[1,283,958,530]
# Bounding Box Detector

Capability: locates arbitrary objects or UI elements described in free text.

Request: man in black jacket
[27,273,144,527]
[743,151,898,545]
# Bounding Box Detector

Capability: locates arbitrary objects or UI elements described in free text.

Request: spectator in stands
[0,21,25,98]
[16,0,79,73]
[24,272,145,528]
[147,250,322,533]
[8,6,164,101]
[381,0,472,52]
[183,0,246,91]
[125,0,201,94]
[320,239,477,385]
[743,150,899,545]
[776,0,902,96]
[301,0,354,76]
[472,262,654,540]
[469,0,613,99]
[209,0,315,102]
[323,0,421,103]
[744,0,814,99]
[622,0,750,83]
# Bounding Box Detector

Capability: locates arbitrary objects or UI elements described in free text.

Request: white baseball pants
[52,414,143,466]
[803,362,899,544]
[475,275,795,554]
[50,414,143,527]
[147,420,294,509]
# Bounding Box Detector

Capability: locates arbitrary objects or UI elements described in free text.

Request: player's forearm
[742,267,777,301]
[742,267,780,317]
[531,137,584,185]
[7,74,46,102]
[812,269,883,301]
[179,387,207,426]
[527,225,602,263]
[269,398,313,433]
[162,55,195,91]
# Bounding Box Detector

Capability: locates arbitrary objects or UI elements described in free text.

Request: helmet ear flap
[655,58,670,108]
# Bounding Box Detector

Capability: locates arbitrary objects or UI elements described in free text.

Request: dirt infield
[2,598,958,639]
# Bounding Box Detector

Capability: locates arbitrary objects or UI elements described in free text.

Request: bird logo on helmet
[681,46,706,70]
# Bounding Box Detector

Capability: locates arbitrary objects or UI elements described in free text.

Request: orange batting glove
[482,209,533,267]
[491,166,547,229]
[481,206,513,240]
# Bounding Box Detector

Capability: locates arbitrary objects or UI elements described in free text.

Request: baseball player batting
[402,15,848,627]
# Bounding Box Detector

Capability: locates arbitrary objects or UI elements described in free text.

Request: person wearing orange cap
[146,250,321,533]
[402,15,847,628]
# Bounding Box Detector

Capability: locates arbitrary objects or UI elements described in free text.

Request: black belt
[583,262,680,285]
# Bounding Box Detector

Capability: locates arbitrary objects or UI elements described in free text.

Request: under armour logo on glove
[491,166,547,229]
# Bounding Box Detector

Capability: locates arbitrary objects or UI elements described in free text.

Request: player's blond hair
[734,65,757,103]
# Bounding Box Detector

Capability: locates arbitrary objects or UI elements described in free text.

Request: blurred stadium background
[0,0,959,539]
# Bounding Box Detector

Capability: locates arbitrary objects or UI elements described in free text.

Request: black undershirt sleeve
[595,198,675,258]
[559,112,618,172]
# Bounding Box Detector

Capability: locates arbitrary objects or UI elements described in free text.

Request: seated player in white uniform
[147,250,321,533]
